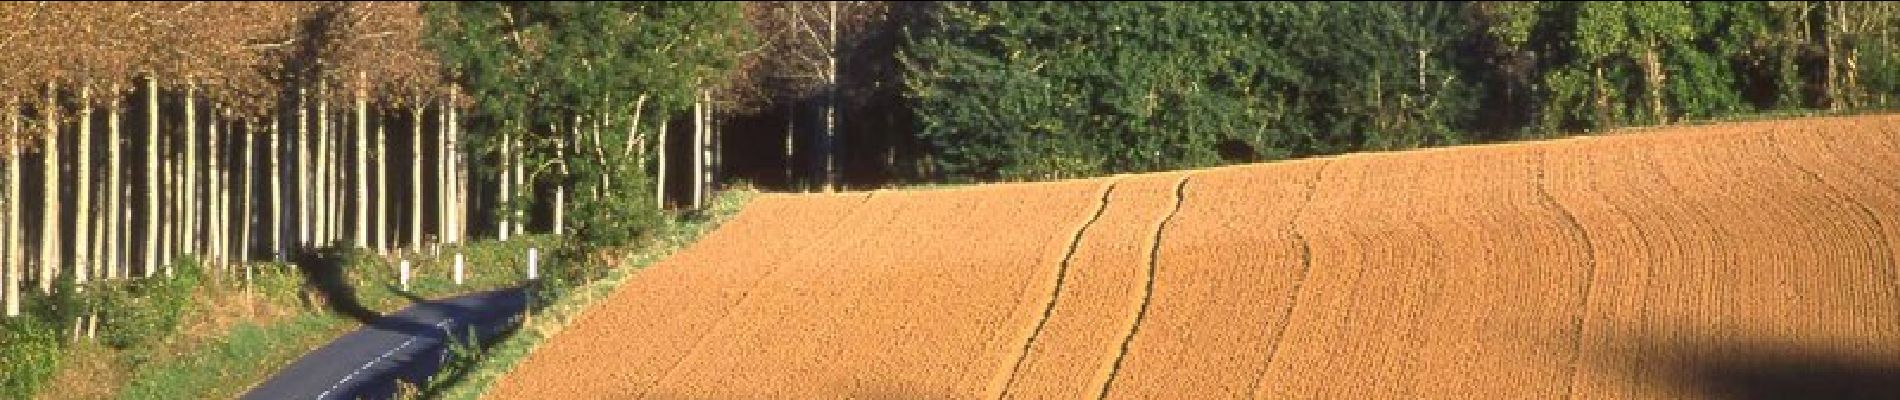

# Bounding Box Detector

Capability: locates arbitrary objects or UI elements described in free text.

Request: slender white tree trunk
[315,95,329,245]
[448,96,465,244]
[825,1,841,192]
[656,116,666,210]
[144,78,157,277]
[241,120,254,265]
[107,85,122,279]
[333,109,345,245]
[553,120,567,235]
[160,122,172,274]
[330,109,342,246]
[375,112,388,253]
[40,84,60,295]
[437,100,449,245]
[181,83,197,263]
[297,88,310,247]
[354,80,368,248]
[513,132,524,237]
[207,110,222,272]
[7,100,22,315]
[269,115,282,261]
[438,94,454,244]
[499,130,511,241]
[694,91,707,209]
[75,85,91,290]
[410,105,423,249]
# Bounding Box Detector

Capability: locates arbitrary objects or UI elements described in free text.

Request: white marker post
[453,253,465,285]
[527,248,539,280]
[400,259,412,291]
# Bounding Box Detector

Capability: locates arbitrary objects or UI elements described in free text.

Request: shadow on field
[1634,337,1900,400]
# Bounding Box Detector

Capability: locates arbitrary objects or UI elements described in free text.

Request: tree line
[900,1,1900,180]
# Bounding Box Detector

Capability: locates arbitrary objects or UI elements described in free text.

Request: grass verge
[14,235,563,400]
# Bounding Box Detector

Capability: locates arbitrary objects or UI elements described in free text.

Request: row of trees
[899,1,1900,180]
[0,1,755,327]
[0,3,474,323]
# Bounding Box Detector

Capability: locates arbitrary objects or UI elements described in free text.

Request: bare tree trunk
[785,102,794,188]
[445,92,462,244]
[315,95,329,245]
[160,122,171,274]
[270,115,282,261]
[207,110,222,273]
[499,130,511,241]
[693,93,704,209]
[40,84,60,295]
[825,0,841,192]
[1644,46,1666,124]
[180,83,196,268]
[375,112,388,253]
[107,85,122,279]
[454,103,467,243]
[241,120,254,265]
[144,77,157,277]
[75,85,91,291]
[181,83,197,263]
[438,100,449,244]
[411,105,423,249]
[331,109,344,245]
[553,120,567,235]
[513,132,524,237]
[1824,1,1842,111]
[656,115,666,210]
[7,100,22,315]
[297,89,310,247]
[354,79,368,248]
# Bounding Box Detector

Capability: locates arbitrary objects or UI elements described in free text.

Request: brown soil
[491,114,1900,399]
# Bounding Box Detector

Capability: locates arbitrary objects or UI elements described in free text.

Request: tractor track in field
[1097,173,1191,399]
[490,114,1900,400]
[997,180,1120,398]
[1538,147,1601,400]
[1245,159,1332,398]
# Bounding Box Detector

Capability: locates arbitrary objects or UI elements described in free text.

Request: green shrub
[0,311,63,399]
[97,259,203,352]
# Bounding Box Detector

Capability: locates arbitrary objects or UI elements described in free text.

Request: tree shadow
[1657,340,1900,400]
[286,245,383,326]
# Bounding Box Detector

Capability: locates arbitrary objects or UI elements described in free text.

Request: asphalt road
[241,287,528,400]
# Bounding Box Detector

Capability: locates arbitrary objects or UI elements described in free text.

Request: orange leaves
[0,2,447,121]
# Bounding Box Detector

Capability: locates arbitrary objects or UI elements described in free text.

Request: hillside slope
[490,114,1900,399]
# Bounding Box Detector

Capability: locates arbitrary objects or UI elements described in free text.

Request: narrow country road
[241,287,528,400]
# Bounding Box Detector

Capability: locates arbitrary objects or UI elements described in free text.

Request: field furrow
[1097,160,1324,398]
[1238,145,1599,398]
[486,193,872,398]
[494,114,1900,400]
[999,173,1183,399]
[994,179,1119,398]
[1097,173,1190,397]
[645,180,1107,398]
[1594,123,1900,398]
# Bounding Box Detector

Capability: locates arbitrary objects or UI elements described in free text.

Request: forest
[0,0,1897,395]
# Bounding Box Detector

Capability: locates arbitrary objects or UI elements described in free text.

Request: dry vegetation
[486,114,1900,398]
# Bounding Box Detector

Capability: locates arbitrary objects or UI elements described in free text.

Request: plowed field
[490,115,1900,399]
